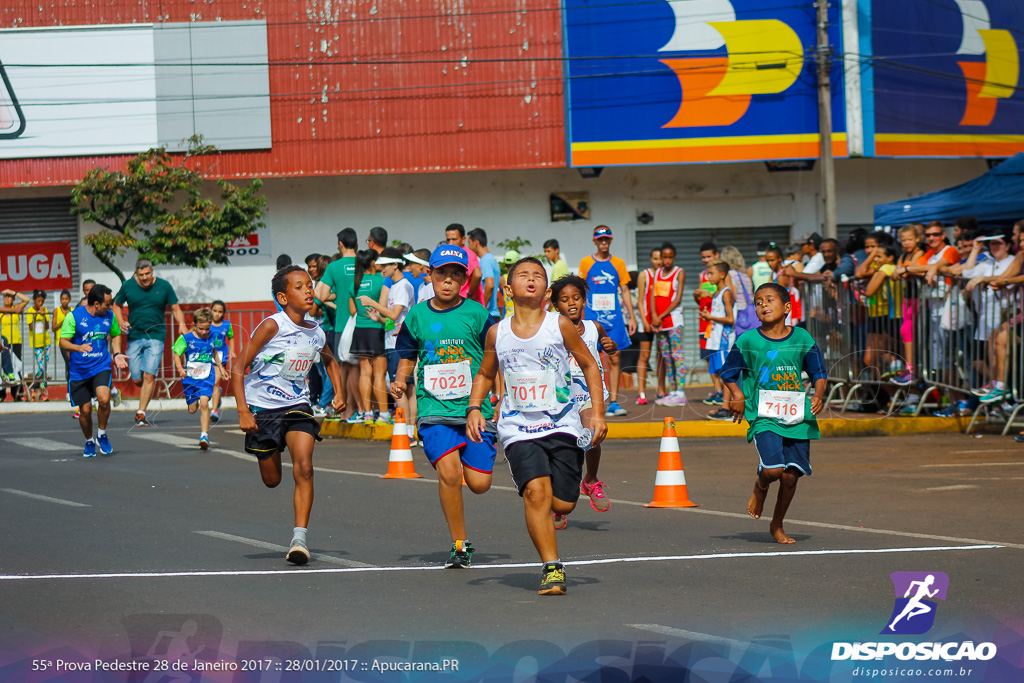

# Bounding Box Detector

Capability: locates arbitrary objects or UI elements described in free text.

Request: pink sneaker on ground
[552,512,568,530]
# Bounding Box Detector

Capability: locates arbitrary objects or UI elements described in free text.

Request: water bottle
[577,428,593,451]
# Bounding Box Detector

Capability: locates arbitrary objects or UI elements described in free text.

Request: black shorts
[350,327,385,359]
[635,330,653,344]
[244,403,322,460]
[68,370,111,407]
[504,433,584,503]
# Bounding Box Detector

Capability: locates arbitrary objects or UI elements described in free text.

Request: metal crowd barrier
[802,277,1024,434]
[1,306,272,402]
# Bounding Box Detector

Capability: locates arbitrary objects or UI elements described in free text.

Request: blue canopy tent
[874,154,1024,227]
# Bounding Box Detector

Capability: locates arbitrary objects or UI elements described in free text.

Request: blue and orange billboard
[871,0,1024,158]
[562,0,848,166]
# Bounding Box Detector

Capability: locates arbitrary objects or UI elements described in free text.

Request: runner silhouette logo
[881,571,949,635]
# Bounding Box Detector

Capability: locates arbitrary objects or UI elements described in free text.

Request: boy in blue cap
[392,245,497,569]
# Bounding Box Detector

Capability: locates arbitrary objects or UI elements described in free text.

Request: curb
[319,415,965,441]
[0,397,238,414]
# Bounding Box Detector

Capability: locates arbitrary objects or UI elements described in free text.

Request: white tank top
[244,311,326,410]
[495,311,583,447]
[706,287,735,352]
[568,319,608,405]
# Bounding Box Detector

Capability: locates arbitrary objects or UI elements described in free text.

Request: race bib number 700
[279,346,318,380]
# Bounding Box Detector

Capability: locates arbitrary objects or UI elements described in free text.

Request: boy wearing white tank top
[467,258,607,595]
[233,266,346,565]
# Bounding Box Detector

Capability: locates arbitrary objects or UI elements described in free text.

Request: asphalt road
[1,410,1022,681]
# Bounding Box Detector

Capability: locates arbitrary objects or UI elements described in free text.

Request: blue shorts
[706,347,729,375]
[182,379,215,405]
[386,348,413,385]
[127,338,164,380]
[752,431,811,476]
[420,423,496,474]
[699,347,714,362]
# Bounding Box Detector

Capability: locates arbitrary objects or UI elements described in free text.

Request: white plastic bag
[336,316,357,364]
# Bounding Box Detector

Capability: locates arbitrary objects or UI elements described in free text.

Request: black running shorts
[244,403,322,460]
[504,433,584,503]
[68,370,112,407]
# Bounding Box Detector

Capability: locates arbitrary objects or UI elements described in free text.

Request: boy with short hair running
[392,245,497,569]
[208,300,234,424]
[467,258,607,595]
[721,282,827,544]
[232,266,346,564]
[172,307,224,450]
[59,285,129,456]
[550,275,615,525]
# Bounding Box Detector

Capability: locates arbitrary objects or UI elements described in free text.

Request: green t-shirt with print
[720,326,826,442]
[394,299,494,424]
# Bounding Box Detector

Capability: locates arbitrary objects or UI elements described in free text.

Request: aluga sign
[0,241,73,290]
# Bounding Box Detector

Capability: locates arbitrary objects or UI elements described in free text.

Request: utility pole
[816,0,838,239]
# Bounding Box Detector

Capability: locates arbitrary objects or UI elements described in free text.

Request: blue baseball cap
[429,245,469,270]
[593,225,613,239]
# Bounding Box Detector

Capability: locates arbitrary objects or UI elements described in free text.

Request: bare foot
[770,523,795,544]
[747,482,768,519]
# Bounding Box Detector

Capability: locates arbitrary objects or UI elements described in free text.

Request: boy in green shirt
[721,282,828,544]
[391,245,497,569]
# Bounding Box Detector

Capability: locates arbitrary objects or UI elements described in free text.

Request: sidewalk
[319,386,968,441]
[0,396,238,414]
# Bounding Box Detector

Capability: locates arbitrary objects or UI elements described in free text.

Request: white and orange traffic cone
[380,408,422,479]
[645,417,698,508]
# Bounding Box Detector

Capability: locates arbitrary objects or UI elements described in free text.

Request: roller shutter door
[0,197,80,292]
[635,226,792,277]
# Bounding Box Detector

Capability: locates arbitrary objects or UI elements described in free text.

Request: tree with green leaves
[71,136,267,282]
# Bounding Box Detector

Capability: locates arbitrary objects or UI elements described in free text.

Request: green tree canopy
[71,136,267,282]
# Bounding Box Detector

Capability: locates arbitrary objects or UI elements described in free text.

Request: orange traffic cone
[645,417,698,508]
[380,409,422,479]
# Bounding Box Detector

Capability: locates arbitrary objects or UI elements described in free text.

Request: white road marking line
[214,450,1024,551]
[604,497,1024,550]
[626,625,787,654]
[924,485,978,491]
[0,545,1002,581]
[949,450,1013,454]
[921,462,1024,468]
[1,488,90,507]
[127,432,201,449]
[5,437,80,452]
[195,531,373,568]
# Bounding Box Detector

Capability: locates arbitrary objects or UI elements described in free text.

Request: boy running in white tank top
[232,266,346,565]
[467,258,607,596]
[551,275,616,525]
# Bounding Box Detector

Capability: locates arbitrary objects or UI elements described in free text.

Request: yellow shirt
[53,306,70,331]
[26,306,51,348]
[1,311,22,345]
